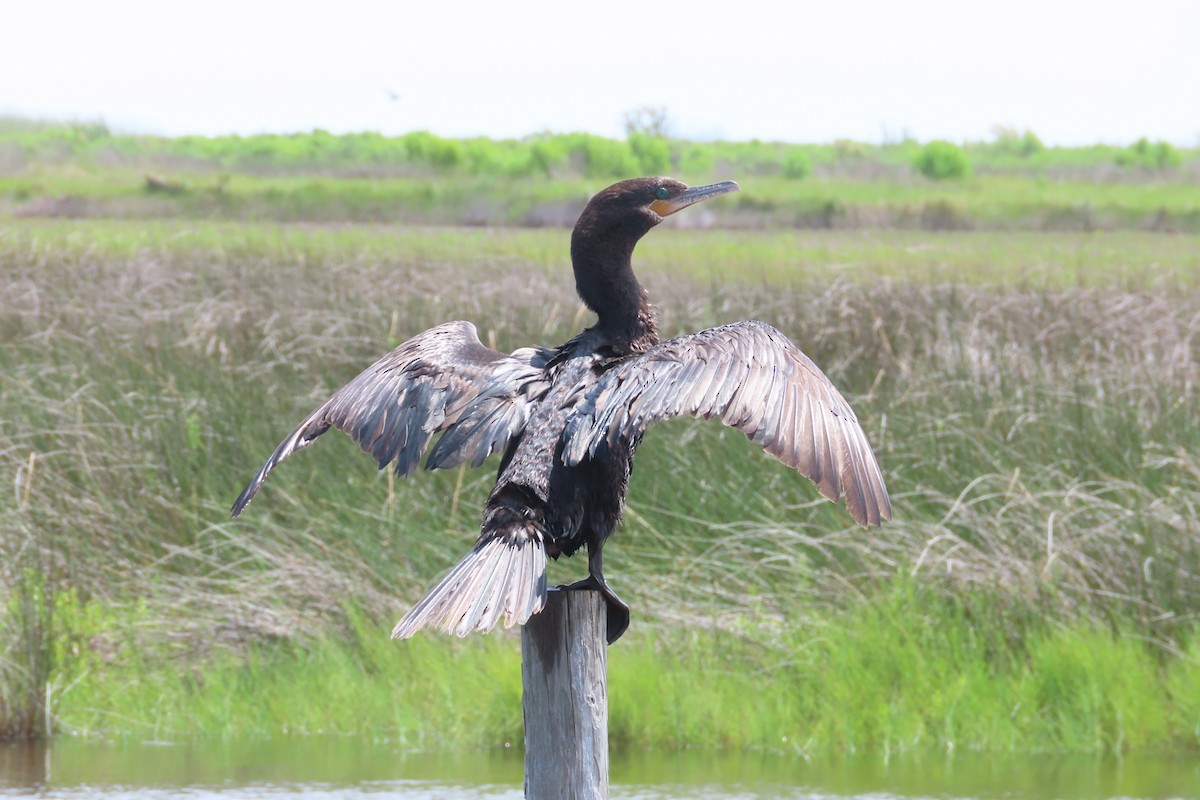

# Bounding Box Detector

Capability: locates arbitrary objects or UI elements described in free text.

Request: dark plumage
[231,177,892,643]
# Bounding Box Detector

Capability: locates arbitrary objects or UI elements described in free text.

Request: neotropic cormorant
[232,177,892,644]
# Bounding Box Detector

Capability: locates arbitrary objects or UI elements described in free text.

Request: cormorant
[231,177,892,644]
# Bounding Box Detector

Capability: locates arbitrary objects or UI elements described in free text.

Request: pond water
[1,738,1197,799]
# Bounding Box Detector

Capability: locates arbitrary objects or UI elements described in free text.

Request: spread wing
[232,320,549,517]
[562,320,892,527]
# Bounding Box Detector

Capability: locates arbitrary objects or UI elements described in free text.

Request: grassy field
[1,215,1199,752]
[4,169,1198,233]
[3,121,1198,231]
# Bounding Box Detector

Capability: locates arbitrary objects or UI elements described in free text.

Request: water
[1,738,1197,799]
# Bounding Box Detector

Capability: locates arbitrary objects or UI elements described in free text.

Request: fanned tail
[391,526,548,639]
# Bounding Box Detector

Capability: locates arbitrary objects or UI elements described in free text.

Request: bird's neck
[571,230,659,353]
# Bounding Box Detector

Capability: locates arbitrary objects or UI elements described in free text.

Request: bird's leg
[562,543,630,644]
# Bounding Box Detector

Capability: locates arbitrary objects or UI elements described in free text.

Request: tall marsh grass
[1,220,1198,749]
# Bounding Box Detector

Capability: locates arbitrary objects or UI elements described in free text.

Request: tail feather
[391,527,548,639]
[455,547,508,636]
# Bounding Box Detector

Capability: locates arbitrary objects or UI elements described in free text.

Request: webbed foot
[562,575,630,644]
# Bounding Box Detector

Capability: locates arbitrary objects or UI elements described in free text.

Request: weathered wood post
[521,588,608,800]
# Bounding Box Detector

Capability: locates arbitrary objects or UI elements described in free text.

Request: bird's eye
[654,187,670,200]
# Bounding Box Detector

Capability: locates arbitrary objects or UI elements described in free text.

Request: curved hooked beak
[649,180,740,217]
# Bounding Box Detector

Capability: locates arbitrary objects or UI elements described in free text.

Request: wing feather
[232,321,549,517]
[806,384,834,499]
[563,320,892,527]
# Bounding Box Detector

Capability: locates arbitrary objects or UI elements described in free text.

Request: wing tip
[845,489,894,528]
[230,480,260,518]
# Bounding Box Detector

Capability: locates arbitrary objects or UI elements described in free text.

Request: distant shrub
[526,136,571,177]
[677,144,714,174]
[339,131,405,166]
[832,139,868,161]
[992,126,1044,157]
[1018,131,1044,156]
[403,131,463,170]
[1116,138,1181,171]
[707,139,783,176]
[628,133,670,175]
[461,137,509,176]
[241,134,289,165]
[576,135,639,178]
[914,140,971,180]
[744,139,780,175]
[781,149,812,179]
[67,120,111,143]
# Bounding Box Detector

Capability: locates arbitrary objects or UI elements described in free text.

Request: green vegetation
[989,126,1045,158]
[1116,137,1182,172]
[3,119,1198,231]
[914,140,972,180]
[2,218,1198,752]
[4,169,1199,232]
[782,150,813,180]
[17,584,1200,754]
[5,118,1194,179]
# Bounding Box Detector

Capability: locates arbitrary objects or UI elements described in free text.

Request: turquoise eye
[654,187,669,200]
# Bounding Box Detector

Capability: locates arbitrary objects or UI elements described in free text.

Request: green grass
[2,218,1199,751]
[3,119,1199,232]
[2,219,1198,290]
[32,582,1200,754]
[4,167,1199,232]
[3,118,1196,178]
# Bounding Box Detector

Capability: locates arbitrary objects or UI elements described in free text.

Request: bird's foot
[560,576,630,645]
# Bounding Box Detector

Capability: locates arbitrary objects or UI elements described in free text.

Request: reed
[1,219,1197,749]
[30,589,1200,754]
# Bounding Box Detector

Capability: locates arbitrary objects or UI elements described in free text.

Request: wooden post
[521,588,608,800]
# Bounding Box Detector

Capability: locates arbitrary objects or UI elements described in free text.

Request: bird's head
[575,177,740,236]
[570,177,739,346]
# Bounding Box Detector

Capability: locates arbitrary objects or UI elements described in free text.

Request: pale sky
[4,0,1198,146]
